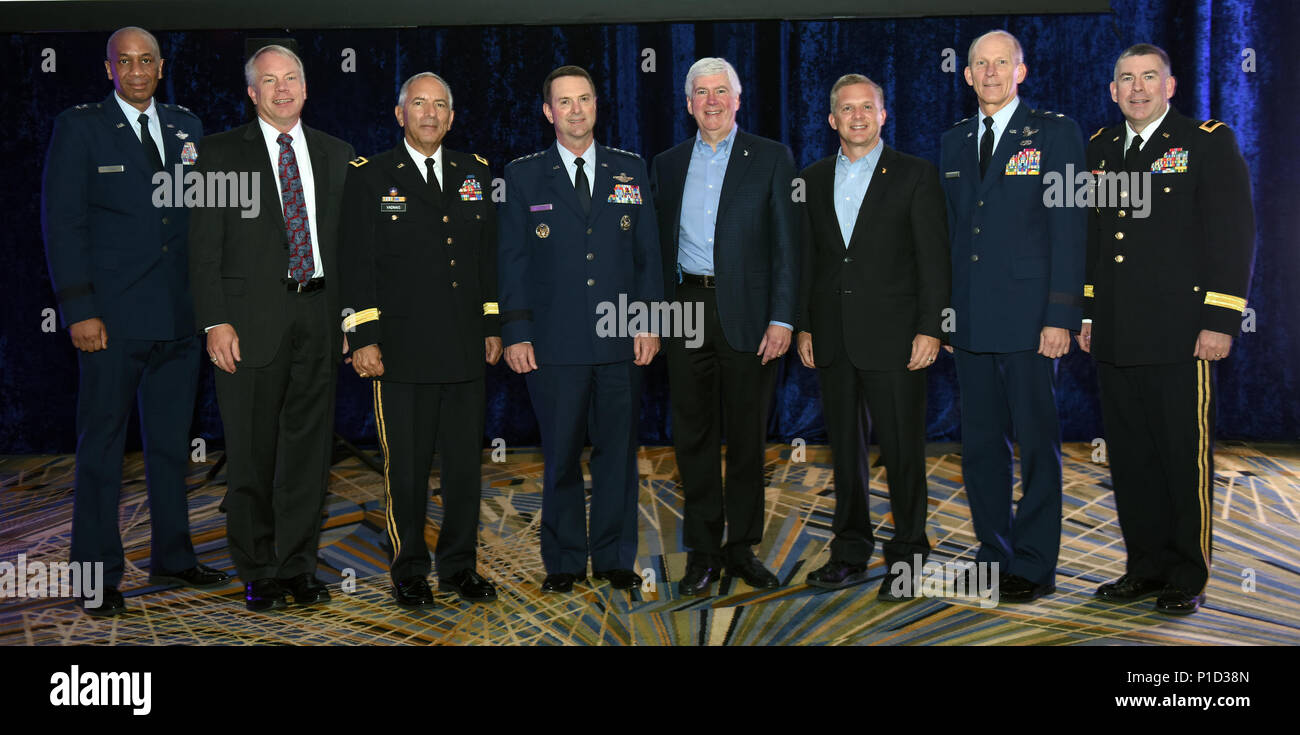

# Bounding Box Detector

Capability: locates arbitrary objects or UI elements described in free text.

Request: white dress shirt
[257,116,322,279]
[555,139,596,195]
[405,139,444,188]
[978,96,1021,159]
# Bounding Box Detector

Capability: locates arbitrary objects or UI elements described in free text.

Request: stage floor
[2,441,1298,646]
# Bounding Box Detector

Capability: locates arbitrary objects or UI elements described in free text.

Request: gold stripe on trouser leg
[373,381,400,559]
[1196,360,1212,594]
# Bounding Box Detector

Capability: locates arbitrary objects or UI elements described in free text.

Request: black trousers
[214,289,336,582]
[818,350,931,566]
[72,335,200,587]
[1097,359,1215,594]
[373,378,485,582]
[666,283,777,561]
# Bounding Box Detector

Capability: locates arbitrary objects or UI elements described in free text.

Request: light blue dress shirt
[678,126,790,332]
[677,125,736,276]
[978,96,1021,160]
[113,92,164,165]
[833,140,883,247]
[555,140,597,196]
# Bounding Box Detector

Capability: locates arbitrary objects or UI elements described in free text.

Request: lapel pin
[397,162,405,168]
[743,149,749,156]
[1162,132,1170,138]
[115,123,125,128]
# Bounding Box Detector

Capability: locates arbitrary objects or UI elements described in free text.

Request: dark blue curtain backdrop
[3,0,1296,453]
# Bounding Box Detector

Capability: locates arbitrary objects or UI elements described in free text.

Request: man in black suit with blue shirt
[498,65,662,593]
[42,26,229,617]
[650,57,799,596]
[796,75,950,597]
[938,30,1086,602]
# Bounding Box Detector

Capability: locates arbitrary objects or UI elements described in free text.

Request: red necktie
[277,132,314,284]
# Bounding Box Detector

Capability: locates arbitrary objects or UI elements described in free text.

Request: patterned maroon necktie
[277,132,314,284]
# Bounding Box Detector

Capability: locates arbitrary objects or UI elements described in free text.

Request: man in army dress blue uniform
[498,65,662,593]
[939,30,1086,602]
[338,72,502,609]
[42,26,229,616]
[1078,44,1255,615]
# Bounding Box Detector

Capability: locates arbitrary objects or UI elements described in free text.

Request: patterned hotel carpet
[1,442,1298,646]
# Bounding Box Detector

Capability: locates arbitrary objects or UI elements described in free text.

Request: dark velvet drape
[3,0,1296,453]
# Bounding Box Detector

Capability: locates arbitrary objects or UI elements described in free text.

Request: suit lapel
[102,93,153,186]
[716,131,755,223]
[588,147,616,224]
[388,144,430,207]
[980,102,1030,192]
[442,152,462,209]
[545,144,586,220]
[845,145,894,252]
[243,122,285,233]
[813,158,842,248]
[665,145,690,253]
[304,126,330,217]
[157,107,187,169]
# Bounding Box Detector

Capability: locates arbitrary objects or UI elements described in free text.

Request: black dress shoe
[82,586,126,617]
[678,555,722,597]
[440,569,497,602]
[1095,574,1165,602]
[148,563,231,589]
[1154,588,1205,616]
[999,573,1055,603]
[876,566,920,601]
[279,573,331,606]
[593,568,641,590]
[725,553,780,589]
[393,576,435,609]
[805,559,870,590]
[244,578,288,612]
[541,573,585,594]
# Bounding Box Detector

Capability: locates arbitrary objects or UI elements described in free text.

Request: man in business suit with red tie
[650,57,799,596]
[795,75,950,597]
[189,44,355,612]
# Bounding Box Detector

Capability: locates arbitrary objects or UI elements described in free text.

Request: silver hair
[967,29,1024,68]
[106,26,160,61]
[829,73,885,114]
[684,57,742,101]
[397,72,454,110]
[244,44,306,88]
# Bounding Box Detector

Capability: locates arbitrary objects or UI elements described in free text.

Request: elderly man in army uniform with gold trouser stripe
[338,72,501,608]
[1078,44,1255,615]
